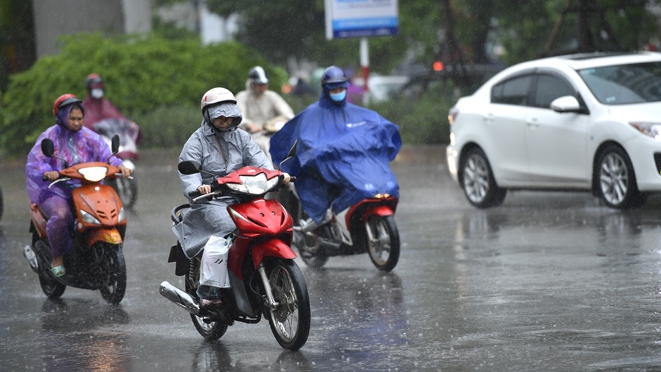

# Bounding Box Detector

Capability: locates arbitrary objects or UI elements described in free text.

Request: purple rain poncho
[26,104,123,205]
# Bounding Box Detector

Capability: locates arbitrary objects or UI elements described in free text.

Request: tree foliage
[205,0,661,72]
[0,32,286,156]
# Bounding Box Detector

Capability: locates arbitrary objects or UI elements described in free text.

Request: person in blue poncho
[270,66,401,227]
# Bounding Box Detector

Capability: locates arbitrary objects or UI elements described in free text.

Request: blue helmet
[321,66,349,87]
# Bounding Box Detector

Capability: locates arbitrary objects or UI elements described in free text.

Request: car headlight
[630,122,661,140]
[80,210,101,225]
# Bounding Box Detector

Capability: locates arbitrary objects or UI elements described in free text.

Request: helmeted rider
[26,94,132,277]
[235,66,294,160]
[173,87,290,308]
[269,66,401,226]
[81,73,141,149]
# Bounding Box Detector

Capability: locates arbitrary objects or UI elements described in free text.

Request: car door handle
[527,118,540,128]
[483,113,495,122]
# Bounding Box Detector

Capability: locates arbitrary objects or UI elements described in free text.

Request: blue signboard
[325,0,399,40]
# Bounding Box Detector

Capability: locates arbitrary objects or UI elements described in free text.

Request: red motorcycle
[159,161,311,350]
[286,192,400,271]
[23,136,128,304]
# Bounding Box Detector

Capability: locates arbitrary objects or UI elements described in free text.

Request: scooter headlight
[227,173,279,194]
[118,207,126,223]
[78,166,109,182]
[80,210,101,225]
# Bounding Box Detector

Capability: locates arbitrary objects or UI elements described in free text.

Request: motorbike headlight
[78,166,109,182]
[630,122,661,140]
[80,210,101,225]
[118,207,126,223]
[227,173,279,194]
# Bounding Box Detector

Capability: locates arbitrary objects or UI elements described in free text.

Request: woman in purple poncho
[25,94,133,277]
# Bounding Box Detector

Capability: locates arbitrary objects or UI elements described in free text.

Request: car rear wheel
[460,148,506,208]
[596,145,641,209]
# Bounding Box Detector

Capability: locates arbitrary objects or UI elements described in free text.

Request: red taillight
[448,107,458,125]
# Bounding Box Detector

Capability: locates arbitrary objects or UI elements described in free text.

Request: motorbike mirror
[178,161,201,175]
[287,140,298,158]
[41,139,55,157]
[111,134,120,154]
[278,140,298,170]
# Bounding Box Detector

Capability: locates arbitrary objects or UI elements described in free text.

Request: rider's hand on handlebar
[197,184,212,195]
[282,173,291,185]
[43,171,59,181]
[118,164,133,178]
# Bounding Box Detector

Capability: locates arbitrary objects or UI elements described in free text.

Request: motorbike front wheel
[185,257,228,341]
[265,259,311,351]
[98,244,127,304]
[365,215,400,272]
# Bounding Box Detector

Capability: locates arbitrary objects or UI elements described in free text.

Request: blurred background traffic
[1,0,661,157]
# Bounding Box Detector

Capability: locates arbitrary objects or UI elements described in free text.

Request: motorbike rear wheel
[264,259,310,350]
[107,178,138,209]
[98,244,127,304]
[365,215,400,272]
[185,258,228,341]
[38,270,66,298]
[293,207,329,269]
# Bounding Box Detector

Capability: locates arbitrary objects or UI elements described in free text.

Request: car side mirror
[550,95,583,113]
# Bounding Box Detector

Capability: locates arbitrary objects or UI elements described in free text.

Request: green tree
[0,33,285,156]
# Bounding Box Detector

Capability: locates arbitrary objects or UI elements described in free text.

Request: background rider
[235,66,294,159]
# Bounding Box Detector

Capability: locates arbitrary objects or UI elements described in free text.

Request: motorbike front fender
[86,227,123,246]
[251,238,296,269]
[363,205,395,220]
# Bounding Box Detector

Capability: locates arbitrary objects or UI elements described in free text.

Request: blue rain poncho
[270,93,401,223]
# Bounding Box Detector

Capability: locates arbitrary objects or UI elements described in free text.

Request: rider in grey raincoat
[173,87,274,305]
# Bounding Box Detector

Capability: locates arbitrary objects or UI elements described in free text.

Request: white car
[446,52,661,209]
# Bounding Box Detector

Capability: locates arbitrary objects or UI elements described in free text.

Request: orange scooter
[23,136,128,304]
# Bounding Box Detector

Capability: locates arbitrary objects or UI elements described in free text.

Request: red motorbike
[288,193,400,271]
[23,136,128,304]
[159,161,311,350]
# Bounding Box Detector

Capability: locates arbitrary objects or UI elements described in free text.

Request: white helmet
[200,87,236,110]
[248,66,269,85]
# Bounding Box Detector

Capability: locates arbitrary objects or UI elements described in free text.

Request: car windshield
[578,62,661,105]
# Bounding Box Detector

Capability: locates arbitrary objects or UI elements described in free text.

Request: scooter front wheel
[99,243,127,304]
[265,259,310,351]
[365,215,400,272]
[185,257,228,341]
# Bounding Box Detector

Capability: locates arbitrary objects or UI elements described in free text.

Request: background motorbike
[160,161,311,351]
[94,118,140,209]
[23,135,128,304]
[282,189,400,272]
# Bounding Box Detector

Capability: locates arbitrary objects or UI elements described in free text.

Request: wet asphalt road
[2,145,661,371]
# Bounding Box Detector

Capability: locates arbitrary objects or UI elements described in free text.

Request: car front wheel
[460,148,506,208]
[596,145,641,209]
